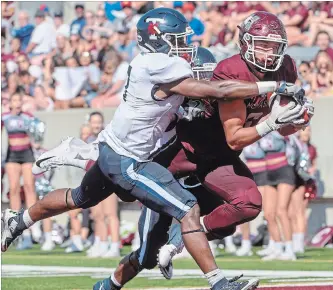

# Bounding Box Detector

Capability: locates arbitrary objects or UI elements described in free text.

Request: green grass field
[2,246,333,290]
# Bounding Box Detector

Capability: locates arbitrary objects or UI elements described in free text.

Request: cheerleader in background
[287,127,317,254]
[235,141,268,257]
[29,119,56,251]
[1,93,41,249]
[259,131,297,261]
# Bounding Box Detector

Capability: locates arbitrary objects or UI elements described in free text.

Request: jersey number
[123,65,132,102]
[244,112,264,128]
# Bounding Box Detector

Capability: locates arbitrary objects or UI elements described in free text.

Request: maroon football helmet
[238,11,288,72]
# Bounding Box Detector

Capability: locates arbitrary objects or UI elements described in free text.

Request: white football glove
[291,97,314,127]
[270,83,306,108]
[256,94,306,136]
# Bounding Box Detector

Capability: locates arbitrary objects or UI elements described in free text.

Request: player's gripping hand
[291,97,314,127]
[270,82,306,107]
[256,94,305,136]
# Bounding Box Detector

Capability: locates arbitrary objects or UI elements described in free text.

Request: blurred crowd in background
[1,1,333,114]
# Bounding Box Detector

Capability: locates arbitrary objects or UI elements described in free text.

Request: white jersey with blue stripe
[99,52,193,162]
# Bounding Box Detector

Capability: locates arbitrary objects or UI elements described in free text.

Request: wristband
[256,120,273,137]
[256,81,278,95]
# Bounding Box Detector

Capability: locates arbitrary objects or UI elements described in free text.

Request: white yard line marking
[3,265,333,280]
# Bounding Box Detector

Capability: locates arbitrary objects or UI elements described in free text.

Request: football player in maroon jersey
[158,11,314,273]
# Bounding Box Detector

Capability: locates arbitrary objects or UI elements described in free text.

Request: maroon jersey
[177,54,297,172]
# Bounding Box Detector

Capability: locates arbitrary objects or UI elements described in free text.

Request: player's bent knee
[71,186,102,209]
[234,181,262,222]
[120,251,144,273]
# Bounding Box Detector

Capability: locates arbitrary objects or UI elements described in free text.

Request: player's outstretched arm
[157,78,280,100]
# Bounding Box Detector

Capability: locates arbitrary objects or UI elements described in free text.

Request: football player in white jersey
[2,8,303,290]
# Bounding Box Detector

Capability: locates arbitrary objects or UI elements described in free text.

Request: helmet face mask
[238,12,288,72]
[162,27,196,62]
[192,63,216,80]
[243,33,288,72]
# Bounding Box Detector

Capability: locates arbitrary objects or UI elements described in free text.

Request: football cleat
[1,209,27,252]
[212,277,259,290]
[93,277,121,290]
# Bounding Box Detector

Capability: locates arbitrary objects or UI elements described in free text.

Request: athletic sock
[44,232,52,242]
[275,242,283,253]
[205,269,226,287]
[111,273,122,287]
[268,239,275,249]
[285,241,294,254]
[241,239,251,249]
[23,210,34,228]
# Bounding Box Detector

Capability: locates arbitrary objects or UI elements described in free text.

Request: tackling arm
[156,77,279,100]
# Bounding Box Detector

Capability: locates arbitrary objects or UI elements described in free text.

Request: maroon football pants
[168,148,262,239]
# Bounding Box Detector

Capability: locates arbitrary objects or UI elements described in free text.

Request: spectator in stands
[315,31,333,62]
[69,51,101,108]
[54,34,72,61]
[296,61,314,96]
[182,2,205,45]
[11,11,34,52]
[16,54,30,72]
[280,1,309,46]
[26,10,57,62]
[2,38,25,63]
[311,50,333,97]
[95,34,110,68]
[39,4,55,26]
[91,49,128,108]
[54,11,70,38]
[69,31,84,60]
[306,2,333,46]
[70,4,86,36]
[85,10,96,27]
[33,85,54,112]
[113,24,137,62]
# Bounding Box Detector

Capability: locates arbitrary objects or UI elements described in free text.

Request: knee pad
[120,251,143,273]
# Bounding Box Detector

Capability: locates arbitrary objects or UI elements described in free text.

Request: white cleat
[256,246,274,257]
[102,245,121,258]
[158,244,182,268]
[32,137,95,175]
[173,247,191,259]
[276,251,297,261]
[87,241,108,258]
[41,240,56,251]
[294,247,305,254]
[235,246,253,257]
[225,243,237,254]
[261,250,283,261]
